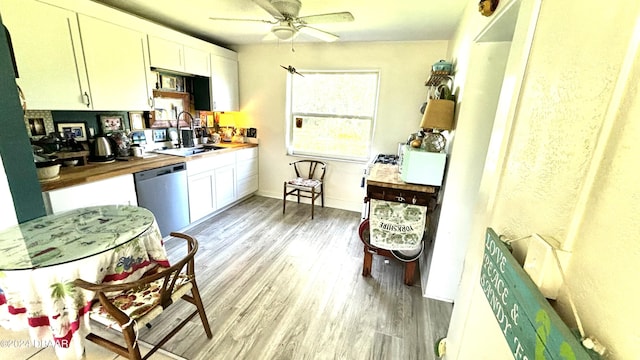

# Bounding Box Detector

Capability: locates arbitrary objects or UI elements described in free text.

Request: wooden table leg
[404,260,417,285]
[362,248,372,277]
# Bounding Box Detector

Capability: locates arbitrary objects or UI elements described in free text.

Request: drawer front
[367,185,432,207]
[187,157,215,176]
[236,147,258,161]
[214,152,236,168]
[237,160,258,179]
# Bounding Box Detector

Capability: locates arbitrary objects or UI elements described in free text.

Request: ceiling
[90,0,468,48]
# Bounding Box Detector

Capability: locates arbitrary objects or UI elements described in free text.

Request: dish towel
[369,199,427,251]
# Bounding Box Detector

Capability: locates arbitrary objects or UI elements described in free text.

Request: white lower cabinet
[42,174,137,215]
[187,170,215,222]
[186,152,236,222]
[236,148,259,199]
[215,165,236,209]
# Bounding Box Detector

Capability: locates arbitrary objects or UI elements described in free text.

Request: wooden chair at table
[73,232,212,360]
[283,160,327,219]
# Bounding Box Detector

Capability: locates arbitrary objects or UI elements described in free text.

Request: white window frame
[285,69,380,162]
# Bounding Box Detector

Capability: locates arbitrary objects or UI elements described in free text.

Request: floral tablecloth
[0,205,169,359]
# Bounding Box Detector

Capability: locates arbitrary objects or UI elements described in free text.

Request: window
[286,70,380,162]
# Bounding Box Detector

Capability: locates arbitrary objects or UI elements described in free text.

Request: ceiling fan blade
[209,17,275,24]
[298,25,339,42]
[252,0,285,19]
[298,12,354,25]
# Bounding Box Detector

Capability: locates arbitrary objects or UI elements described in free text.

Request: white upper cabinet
[148,35,184,73]
[0,1,91,110]
[148,36,210,77]
[1,1,153,111]
[210,55,239,111]
[184,46,210,77]
[3,0,237,111]
[78,15,152,110]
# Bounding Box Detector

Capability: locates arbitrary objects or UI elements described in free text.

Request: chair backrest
[290,160,326,181]
[74,232,197,312]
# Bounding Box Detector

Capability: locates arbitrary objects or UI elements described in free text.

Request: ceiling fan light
[272,25,296,40]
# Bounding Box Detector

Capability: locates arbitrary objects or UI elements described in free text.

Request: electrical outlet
[523,234,571,299]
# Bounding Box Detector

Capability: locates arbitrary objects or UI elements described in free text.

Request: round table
[0,205,169,359]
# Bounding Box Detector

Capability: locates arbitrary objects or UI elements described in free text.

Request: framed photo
[56,122,87,141]
[129,111,145,130]
[161,74,177,90]
[153,129,167,142]
[99,115,125,133]
[28,118,46,136]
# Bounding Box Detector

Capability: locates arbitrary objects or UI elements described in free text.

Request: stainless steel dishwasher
[134,163,189,237]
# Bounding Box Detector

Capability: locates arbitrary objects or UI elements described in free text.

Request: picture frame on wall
[153,129,167,142]
[129,111,145,130]
[56,122,87,141]
[99,115,125,133]
[28,118,46,136]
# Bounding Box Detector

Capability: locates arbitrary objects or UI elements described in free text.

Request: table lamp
[419,99,455,152]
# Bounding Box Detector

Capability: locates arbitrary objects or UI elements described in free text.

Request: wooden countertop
[40,142,257,192]
[366,163,437,193]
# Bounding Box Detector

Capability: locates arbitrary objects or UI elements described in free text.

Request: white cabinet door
[79,15,152,110]
[215,165,236,209]
[237,175,258,199]
[184,46,210,77]
[187,171,215,222]
[148,35,184,72]
[0,1,91,110]
[236,148,259,199]
[42,174,137,215]
[210,55,239,111]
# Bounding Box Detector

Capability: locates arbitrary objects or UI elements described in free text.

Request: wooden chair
[283,160,326,219]
[73,232,212,360]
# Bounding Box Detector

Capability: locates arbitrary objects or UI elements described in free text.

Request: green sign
[480,228,598,360]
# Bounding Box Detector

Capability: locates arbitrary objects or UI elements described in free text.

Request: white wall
[445,0,640,359]
[0,156,18,230]
[422,41,510,302]
[235,41,448,211]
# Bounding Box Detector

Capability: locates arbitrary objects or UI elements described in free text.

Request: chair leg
[122,323,143,360]
[311,187,315,219]
[297,189,301,203]
[283,182,287,214]
[190,282,213,338]
[321,184,325,207]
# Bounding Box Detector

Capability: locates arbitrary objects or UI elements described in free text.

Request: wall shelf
[424,71,453,87]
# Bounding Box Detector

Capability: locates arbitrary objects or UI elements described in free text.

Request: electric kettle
[90,135,115,162]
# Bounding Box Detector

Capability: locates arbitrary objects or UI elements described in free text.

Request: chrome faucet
[175,111,195,148]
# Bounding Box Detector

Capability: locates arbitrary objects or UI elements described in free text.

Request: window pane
[291,115,372,160]
[287,70,379,162]
[292,72,378,117]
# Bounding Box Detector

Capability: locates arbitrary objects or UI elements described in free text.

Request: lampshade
[420,99,455,130]
[218,112,235,127]
[272,25,297,41]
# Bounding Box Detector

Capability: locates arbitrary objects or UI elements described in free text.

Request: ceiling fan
[209,0,354,42]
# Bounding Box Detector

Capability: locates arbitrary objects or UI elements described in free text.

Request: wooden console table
[362,164,438,285]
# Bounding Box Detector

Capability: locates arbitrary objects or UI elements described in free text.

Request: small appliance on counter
[180,129,195,148]
[89,135,116,163]
[399,145,446,186]
[110,131,131,160]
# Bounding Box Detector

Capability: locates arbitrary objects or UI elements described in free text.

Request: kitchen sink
[154,146,223,157]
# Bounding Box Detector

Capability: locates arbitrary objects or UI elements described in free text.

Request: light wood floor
[138,196,453,360]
